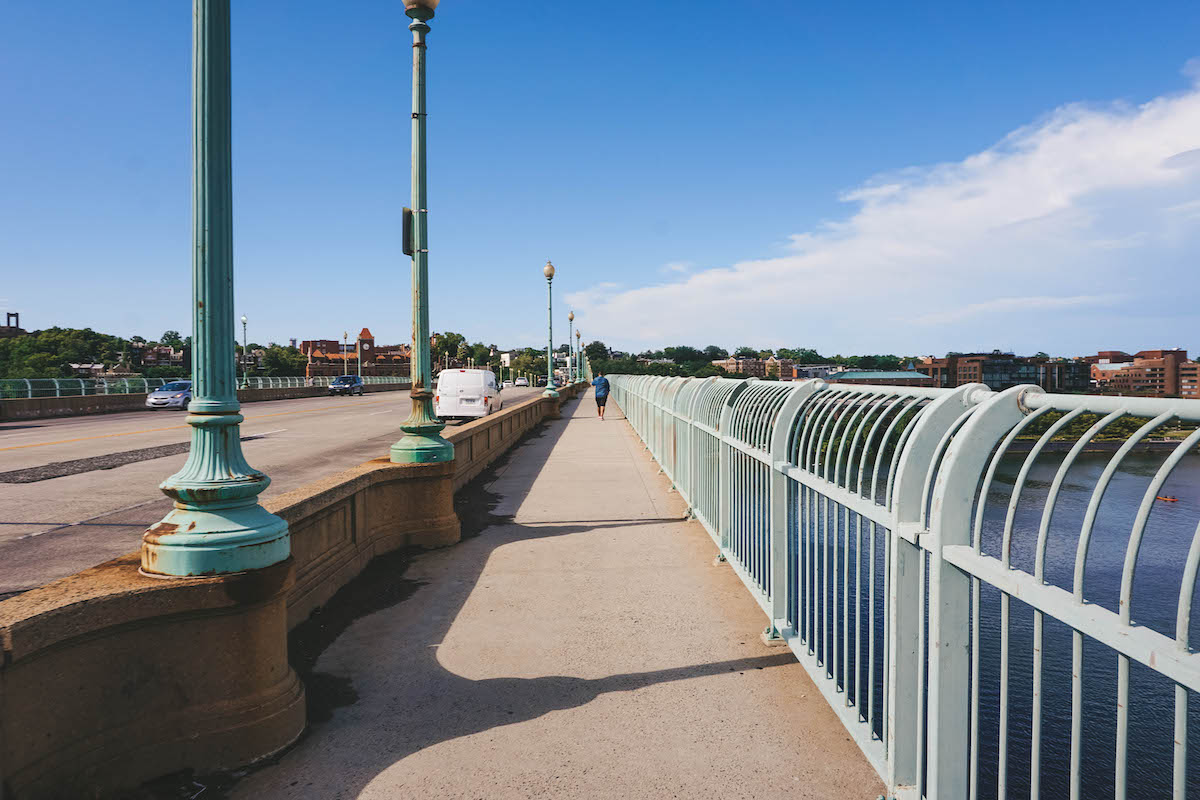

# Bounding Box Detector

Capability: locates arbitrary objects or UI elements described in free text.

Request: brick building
[711,356,798,378]
[1181,362,1200,398]
[301,328,411,378]
[712,357,767,377]
[917,351,1089,392]
[133,342,189,370]
[1088,349,1195,396]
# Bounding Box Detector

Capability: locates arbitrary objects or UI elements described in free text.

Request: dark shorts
[596,394,608,407]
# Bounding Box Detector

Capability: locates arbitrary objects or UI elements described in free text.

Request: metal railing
[610,374,1200,800]
[0,375,410,399]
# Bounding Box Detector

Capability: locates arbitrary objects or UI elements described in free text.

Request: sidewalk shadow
[226,396,791,798]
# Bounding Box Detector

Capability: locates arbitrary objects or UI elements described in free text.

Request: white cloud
[913,294,1123,326]
[660,261,693,274]
[569,68,1200,354]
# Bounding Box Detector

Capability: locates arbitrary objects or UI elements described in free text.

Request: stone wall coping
[0,554,293,664]
[263,458,452,524]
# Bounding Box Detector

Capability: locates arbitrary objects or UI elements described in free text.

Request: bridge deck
[233,392,883,799]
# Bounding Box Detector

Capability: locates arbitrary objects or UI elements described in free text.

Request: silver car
[145,380,193,410]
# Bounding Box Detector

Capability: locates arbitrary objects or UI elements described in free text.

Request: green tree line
[0,327,313,379]
[582,341,918,379]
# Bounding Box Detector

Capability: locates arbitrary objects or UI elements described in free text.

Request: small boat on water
[1156,495,1179,502]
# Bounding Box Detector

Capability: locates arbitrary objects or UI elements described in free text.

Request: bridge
[3,372,1199,798]
[3,2,1198,798]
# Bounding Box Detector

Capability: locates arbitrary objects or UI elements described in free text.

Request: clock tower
[357,328,376,371]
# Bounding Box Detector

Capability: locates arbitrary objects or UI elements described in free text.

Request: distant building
[763,356,794,378]
[827,369,934,388]
[714,357,847,380]
[1084,350,1134,365]
[786,363,841,381]
[133,342,188,370]
[712,357,770,377]
[301,328,410,378]
[1181,361,1200,399]
[1087,349,1195,397]
[1,312,27,338]
[917,351,1088,393]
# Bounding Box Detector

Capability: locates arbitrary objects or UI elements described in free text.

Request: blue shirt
[592,376,610,397]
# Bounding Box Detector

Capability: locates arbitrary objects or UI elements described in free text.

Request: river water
[968,451,1199,798]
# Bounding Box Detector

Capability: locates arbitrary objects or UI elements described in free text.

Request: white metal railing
[610,374,1200,800]
[0,375,410,399]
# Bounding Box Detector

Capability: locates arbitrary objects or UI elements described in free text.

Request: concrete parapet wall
[269,458,461,629]
[0,556,304,800]
[0,382,409,421]
[0,383,584,798]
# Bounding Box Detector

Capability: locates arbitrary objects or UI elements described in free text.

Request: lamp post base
[390,431,455,463]
[542,388,560,399]
[142,501,289,577]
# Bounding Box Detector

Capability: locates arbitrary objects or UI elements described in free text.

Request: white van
[435,369,502,420]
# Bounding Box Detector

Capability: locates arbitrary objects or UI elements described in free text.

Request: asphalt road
[0,387,543,596]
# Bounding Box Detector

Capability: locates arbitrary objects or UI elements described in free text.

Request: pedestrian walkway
[233,392,884,799]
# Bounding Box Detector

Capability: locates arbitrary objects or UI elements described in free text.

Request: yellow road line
[0,398,395,452]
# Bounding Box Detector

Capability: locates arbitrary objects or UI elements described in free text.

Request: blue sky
[2,1,1199,358]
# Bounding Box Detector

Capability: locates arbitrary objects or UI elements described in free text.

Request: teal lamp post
[575,328,582,383]
[392,0,453,463]
[543,261,560,398]
[141,0,289,576]
[567,311,575,384]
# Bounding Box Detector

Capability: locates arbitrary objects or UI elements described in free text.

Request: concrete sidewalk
[233,392,884,799]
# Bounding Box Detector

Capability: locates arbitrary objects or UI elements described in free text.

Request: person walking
[591,371,610,420]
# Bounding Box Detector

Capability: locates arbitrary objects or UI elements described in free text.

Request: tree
[432,331,466,362]
[702,345,728,361]
[0,326,128,378]
[160,330,184,348]
[663,346,702,364]
[509,353,546,377]
[778,347,824,363]
[470,342,492,365]
[260,345,307,377]
[733,346,759,358]
[584,341,608,362]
